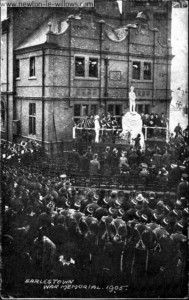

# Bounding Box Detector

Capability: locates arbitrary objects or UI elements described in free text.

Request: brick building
[1,0,173,152]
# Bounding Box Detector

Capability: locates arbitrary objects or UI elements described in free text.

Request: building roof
[16,20,50,50]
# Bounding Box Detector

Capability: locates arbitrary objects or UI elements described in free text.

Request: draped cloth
[121,112,145,149]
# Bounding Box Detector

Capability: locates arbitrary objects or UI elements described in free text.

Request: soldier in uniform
[177,173,189,199]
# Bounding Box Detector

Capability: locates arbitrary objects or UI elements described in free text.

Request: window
[16,59,20,78]
[115,105,121,116]
[74,104,98,123]
[1,101,6,130]
[75,57,85,77]
[81,105,88,117]
[144,104,150,114]
[74,104,81,117]
[143,62,151,80]
[107,104,122,125]
[75,56,99,78]
[29,103,36,135]
[29,57,35,77]
[89,58,98,78]
[132,61,140,80]
[137,104,143,114]
[132,61,152,80]
[136,104,150,114]
[90,104,97,115]
[107,105,114,116]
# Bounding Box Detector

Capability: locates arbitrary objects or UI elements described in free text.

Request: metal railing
[73,125,169,142]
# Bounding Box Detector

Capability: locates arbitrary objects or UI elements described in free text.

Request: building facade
[1,0,173,151]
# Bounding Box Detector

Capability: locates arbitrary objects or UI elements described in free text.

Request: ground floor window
[29,103,36,135]
[107,104,122,125]
[136,104,150,115]
[74,104,98,123]
[1,100,6,130]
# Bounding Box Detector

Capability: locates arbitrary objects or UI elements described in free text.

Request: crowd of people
[1,126,188,298]
[74,111,171,143]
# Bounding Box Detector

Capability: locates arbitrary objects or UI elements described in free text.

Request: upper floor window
[29,103,36,135]
[16,59,20,78]
[29,57,35,77]
[75,56,99,79]
[132,61,141,80]
[132,61,152,81]
[143,62,151,80]
[75,57,85,77]
[89,58,98,78]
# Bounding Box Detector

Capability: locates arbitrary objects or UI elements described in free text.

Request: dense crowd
[74,112,172,143]
[1,127,189,298]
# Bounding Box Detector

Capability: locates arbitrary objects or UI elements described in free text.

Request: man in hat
[100,146,111,175]
[174,122,182,138]
[162,147,172,167]
[106,190,119,208]
[139,200,153,223]
[111,148,119,168]
[134,193,145,210]
[56,174,67,189]
[177,173,189,199]
[90,154,100,176]
[128,148,138,167]
[148,191,157,209]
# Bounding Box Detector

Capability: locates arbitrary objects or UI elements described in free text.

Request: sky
[171,7,188,92]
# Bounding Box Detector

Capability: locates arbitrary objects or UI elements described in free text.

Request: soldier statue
[129,86,136,113]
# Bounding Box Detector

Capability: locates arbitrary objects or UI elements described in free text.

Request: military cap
[149,191,156,199]
[141,214,148,222]
[115,199,122,207]
[60,174,67,179]
[136,193,145,202]
[118,208,125,217]
[182,173,188,179]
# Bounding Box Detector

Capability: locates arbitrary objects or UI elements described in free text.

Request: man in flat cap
[177,173,189,199]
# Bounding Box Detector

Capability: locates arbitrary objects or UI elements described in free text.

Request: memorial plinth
[120,112,145,148]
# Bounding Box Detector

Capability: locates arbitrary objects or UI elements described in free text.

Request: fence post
[145,126,147,140]
[166,125,169,143]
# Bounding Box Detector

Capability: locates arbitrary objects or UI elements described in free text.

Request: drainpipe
[42,47,45,149]
[99,20,105,112]
[152,29,156,109]
[104,58,109,98]
[68,17,72,99]
[127,28,130,109]
[6,25,9,141]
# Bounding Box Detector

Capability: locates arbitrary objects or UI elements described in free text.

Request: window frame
[75,56,85,78]
[74,55,99,79]
[74,104,98,124]
[29,103,36,135]
[29,56,36,78]
[107,104,122,126]
[143,62,152,80]
[132,60,153,81]
[1,100,6,131]
[16,59,20,79]
[132,61,141,80]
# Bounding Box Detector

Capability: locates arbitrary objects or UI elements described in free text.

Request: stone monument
[120,111,145,149]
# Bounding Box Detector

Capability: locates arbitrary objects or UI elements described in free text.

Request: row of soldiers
[2,161,188,297]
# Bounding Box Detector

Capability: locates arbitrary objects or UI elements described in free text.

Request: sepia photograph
[1,0,188,299]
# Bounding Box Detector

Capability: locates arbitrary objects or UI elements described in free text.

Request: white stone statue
[94,115,100,143]
[129,86,136,113]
